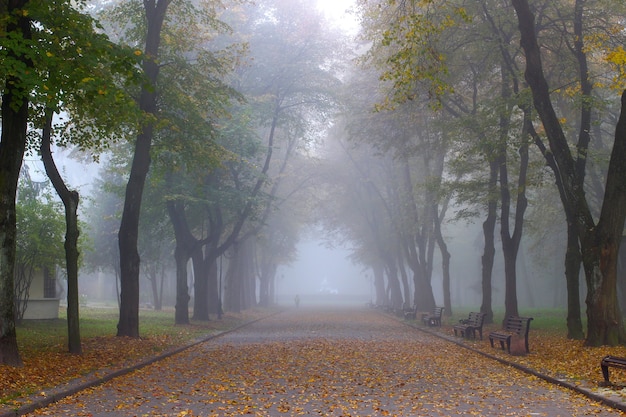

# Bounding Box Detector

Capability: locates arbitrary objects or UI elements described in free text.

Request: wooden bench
[453,312,486,339]
[421,307,444,327]
[601,355,626,383]
[488,316,533,353]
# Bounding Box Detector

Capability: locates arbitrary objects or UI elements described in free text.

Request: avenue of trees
[2,0,626,366]
[350,0,626,346]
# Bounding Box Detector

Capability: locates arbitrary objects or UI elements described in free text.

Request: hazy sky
[316,0,358,35]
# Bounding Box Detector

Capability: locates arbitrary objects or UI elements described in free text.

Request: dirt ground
[20,307,626,416]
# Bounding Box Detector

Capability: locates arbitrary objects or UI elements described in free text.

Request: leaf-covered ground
[444,317,626,405]
[445,321,626,387]
[5,308,625,416]
[0,308,270,412]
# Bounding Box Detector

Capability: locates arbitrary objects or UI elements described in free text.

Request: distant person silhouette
[294,294,300,308]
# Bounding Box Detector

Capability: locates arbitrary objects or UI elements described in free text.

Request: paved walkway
[23,308,624,416]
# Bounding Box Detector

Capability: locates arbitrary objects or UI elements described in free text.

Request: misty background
[12,0,625,327]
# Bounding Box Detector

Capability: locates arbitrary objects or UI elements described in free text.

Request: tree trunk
[412,266,436,312]
[397,252,411,308]
[258,248,276,307]
[384,254,403,311]
[41,110,82,354]
[173,245,190,325]
[166,200,195,325]
[259,274,271,307]
[480,160,498,325]
[564,0,589,341]
[117,0,169,338]
[399,157,436,312]
[196,242,221,317]
[497,57,529,320]
[565,222,584,339]
[239,239,256,311]
[208,255,221,317]
[373,262,387,306]
[224,244,241,313]
[0,0,31,366]
[158,264,166,310]
[192,246,209,320]
[149,265,162,310]
[582,91,626,345]
[269,269,276,305]
[431,146,451,316]
[435,212,452,317]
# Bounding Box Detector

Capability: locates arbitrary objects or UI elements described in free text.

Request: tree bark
[191,246,209,320]
[224,243,241,313]
[583,91,626,345]
[383,253,403,311]
[434,208,452,317]
[565,222,584,339]
[563,0,589,341]
[117,0,169,337]
[208,255,221,317]
[166,199,195,325]
[41,110,82,354]
[172,244,190,325]
[0,0,31,367]
[480,160,498,325]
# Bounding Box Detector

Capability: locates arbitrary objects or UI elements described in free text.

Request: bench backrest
[468,312,485,327]
[432,307,444,317]
[502,316,533,336]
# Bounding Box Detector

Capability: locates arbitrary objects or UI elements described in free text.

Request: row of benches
[415,307,533,354]
[409,308,626,384]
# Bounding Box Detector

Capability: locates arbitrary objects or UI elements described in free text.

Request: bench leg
[497,339,509,351]
[489,337,494,348]
[602,364,610,382]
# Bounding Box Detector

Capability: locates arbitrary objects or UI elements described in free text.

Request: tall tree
[20,0,141,353]
[41,115,82,353]
[110,0,238,330]
[34,2,140,353]
[0,0,31,366]
[117,0,170,337]
[511,0,626,346]
[1,0,122,364]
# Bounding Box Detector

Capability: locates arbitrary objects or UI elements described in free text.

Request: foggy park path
[27,308,622,416]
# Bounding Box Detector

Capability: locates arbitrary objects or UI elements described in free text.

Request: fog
[275,237,370,308]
